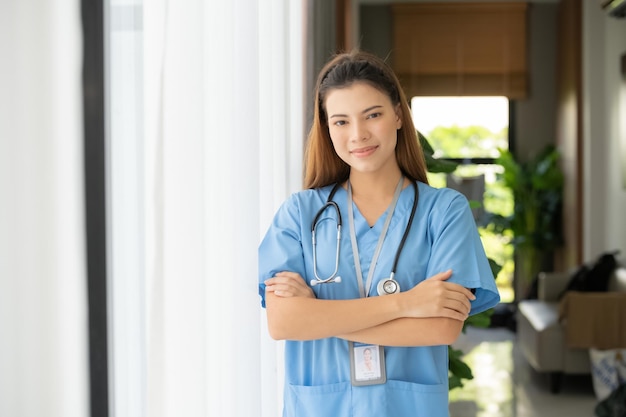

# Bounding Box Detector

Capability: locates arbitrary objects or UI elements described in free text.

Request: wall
[359,5,392,61]
[514,3,558,160]
[556,0,583,269]
[582,3,626,261]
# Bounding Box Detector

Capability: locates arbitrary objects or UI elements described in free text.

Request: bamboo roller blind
[391,2,529,98]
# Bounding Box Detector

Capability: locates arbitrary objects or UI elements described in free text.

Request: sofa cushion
[517,300,564,371]
[518,300,560,331]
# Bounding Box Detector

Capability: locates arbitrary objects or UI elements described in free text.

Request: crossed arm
[263,269,475,347]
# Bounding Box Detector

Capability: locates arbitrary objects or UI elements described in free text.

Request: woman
[258,50,500,417]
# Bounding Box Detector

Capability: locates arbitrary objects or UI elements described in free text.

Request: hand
[399,269,476,321]
[264,271,316,298]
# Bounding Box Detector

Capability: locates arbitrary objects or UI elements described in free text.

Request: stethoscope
[310,179,419,296]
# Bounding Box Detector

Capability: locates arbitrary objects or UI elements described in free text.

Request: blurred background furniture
[517,262,626,393]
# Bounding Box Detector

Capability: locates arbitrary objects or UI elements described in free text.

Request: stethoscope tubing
[390,181,418,276]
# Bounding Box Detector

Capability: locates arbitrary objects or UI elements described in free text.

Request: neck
[348,170,404,200]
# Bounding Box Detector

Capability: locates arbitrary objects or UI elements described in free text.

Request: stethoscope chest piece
[377,278,400,296]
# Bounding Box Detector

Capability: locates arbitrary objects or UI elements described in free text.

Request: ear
[395,104,403,130]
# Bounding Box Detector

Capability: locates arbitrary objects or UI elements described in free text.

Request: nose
[350,120,369,142]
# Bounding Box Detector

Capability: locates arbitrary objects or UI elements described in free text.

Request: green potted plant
[485,144,564,298]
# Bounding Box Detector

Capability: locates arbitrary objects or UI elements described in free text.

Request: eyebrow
[329,105,383,119]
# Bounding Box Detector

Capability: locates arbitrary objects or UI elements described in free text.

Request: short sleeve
[426,190,500,316]
[258,195,306,308]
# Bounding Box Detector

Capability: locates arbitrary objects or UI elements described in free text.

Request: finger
[267,285,300,297]
[426,269,453,282]
[266,281,303,292]
[266,280,314,298]
[443,310,469,322]
[274,271,303,280]
[443,310,469,321]
[443,287,473,309]
[441,281,476,301]
[445,296,472,317]
[428,290,472,318]
[274,288,298,297]
[265,272,305,286]
[273,276,312,291]
[445,283,475,300]
[446,296,471,315]
[434,303,469,321]
[265,276,300,287]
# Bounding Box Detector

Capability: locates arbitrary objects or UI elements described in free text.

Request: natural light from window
[411,96,509,137]
[410,96,514,304]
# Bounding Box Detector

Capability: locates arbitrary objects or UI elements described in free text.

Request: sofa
[516,262,626,393]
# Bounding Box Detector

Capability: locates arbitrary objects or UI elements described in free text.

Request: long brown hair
[303,50,428,189]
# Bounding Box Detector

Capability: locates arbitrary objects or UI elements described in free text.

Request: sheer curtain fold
[139,1,303,416]
[0,2,88,417]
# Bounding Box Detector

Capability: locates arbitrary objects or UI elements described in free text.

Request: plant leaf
[465,309,494,328]
[419,130,459,174]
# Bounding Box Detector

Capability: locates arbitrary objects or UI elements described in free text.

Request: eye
[367,112,381,119]
[333,120,347,127]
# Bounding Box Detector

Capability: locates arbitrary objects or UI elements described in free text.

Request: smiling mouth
[351,146,378,157]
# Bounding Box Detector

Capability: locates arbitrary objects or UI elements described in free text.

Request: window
[412,96,514,303]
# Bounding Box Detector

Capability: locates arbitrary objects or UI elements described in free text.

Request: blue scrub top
[258,181,500,417]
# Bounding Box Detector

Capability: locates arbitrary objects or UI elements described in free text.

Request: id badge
[349,341,386,386]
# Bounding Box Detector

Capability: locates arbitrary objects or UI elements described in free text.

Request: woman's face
[324,82,402,176]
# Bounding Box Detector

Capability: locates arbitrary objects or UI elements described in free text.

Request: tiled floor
[449,326,600,417]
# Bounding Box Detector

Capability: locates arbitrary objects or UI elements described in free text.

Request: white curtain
[0,2,89,417]
[108,1,304,416]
